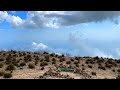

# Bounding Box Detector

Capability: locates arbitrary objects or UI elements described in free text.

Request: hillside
[0,50,120,79]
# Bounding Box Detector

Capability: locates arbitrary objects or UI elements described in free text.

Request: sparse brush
[74,61,79,65]
[20,62,26,66]
[82,68,85,70]
[50,53,55,57]
[116,75,120,79]
[0,71,4,76]
[75,64,79,67]
[91,72,96,76]
[0,63,3,68]
[3,72,12,78]
[41,67,44,70]
[28,63,35,69]
[5,64,15,71]
[59,58,65,62]
[40,61,48,66]
[52,58,56,62]
[116,60,120,63]
[52,61,56,64]
[98,65,106,70]
[0,58,4,61]
[112,69,115,72]
[105,63,112,68]
[117,69,120,72]
[88,65,92,68]
[66,61,71,64]
[70,58,74,62]
[94,56,99,60]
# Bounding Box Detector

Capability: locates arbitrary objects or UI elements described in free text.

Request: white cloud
[32,42,48,50]
[93,48,114,58]
[115,48,120,56]
[0,11,23,29]
[1,11,120,29]
[68,32,114,58]
[11,11,16,14]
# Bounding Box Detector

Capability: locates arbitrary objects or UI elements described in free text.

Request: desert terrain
[0,50,120,79]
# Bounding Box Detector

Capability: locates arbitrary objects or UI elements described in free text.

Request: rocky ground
[0,50,120,79]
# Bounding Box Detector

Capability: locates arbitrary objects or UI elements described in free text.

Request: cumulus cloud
[32,42,48,51]
[0,11,23,28]
[1,11,120,29]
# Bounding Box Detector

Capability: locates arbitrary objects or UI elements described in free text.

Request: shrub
[75,64,79,67]
[107,60,114,64]
[50,53,55,57]
[75,57,79,60]
[0,58,4,61]
[41,67,44,70]
[3,72,12,78]
[117,69,120,72]
[70,58,74,62]
[28,63,35,69]
[82,64,84,66]
[52,58,56,62]
[35,60,38,65]
[85,60,89,64]
[35,57,39,61]
[20,62,26,66]
[43,52,49,54]
[105,62,112,68]
[112,69,115,72]
[82,68,85,70]
[59,58,65,62]
[88,65,92,68]
[66,61,71,64]
[40,61,48,66]
[62,54,64,57]
[52,61,56,64]
[116,75,120,79]
[91,72,96,76]
[98,65,106,70]
[74,61,79,65]
[116,60,120,63]
[5,64,15,71]
[94,56,99,60]
[0,71,4,76]
[0,63,3,68]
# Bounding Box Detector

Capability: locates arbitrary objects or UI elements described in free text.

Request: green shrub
[20,62,26,66]
[3,72,12,78]
[5,64,15,71]
[52,58,56,62]
[75,64,79,67]
[82,68,85,70]
[0,63,3,68]
[74,61,79,65]
[28,63,35,69]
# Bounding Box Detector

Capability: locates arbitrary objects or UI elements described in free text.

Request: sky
[1,11,120,59]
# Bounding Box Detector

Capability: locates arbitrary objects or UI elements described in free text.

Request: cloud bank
[1,11,120,29]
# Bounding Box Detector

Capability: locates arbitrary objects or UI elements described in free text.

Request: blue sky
[1,11,120,59]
